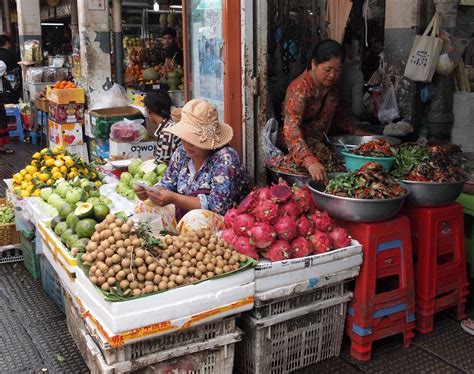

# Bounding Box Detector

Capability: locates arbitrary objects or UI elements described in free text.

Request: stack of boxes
[47,86,85,149]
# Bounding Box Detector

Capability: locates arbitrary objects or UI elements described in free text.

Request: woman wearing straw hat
[134,99,250,220]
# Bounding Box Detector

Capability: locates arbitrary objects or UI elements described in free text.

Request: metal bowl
[329,135,401,158]
[463,179,474,195]
[399,179,467,207]
[306,180,408,222]
[268,168,310,188]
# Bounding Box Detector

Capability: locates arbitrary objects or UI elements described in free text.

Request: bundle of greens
[325,162,406,199]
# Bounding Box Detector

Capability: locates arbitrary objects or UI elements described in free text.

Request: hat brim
[163,120,234,150]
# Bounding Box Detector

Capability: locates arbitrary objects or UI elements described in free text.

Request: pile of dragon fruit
[221,183,352,261]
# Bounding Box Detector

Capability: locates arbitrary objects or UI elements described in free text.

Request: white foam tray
[75,265,255,336]
[254,240,362,294]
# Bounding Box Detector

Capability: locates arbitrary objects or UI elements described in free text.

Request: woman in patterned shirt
[144,90,181,164]
[134,99,250,219]
[280,39,371,183]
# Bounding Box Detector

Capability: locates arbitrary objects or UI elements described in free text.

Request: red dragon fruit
[269,184,292,203]
[253,199,279,223]
[309,230,333,254]
[278,200,302,218]
[266,240,292,261]
[292,186,317,213]
[223,208,240,229]
[233,214,255,235]
[234,235,259,259]
[257,186,273,201]
[237,190,259,213]
[290,237,312,258]
[329,227,352,249]
[311,211,334,233]
[249,222,276,249]
[297,215,313,237]
[274,216,298,241]
[221,229,238,246]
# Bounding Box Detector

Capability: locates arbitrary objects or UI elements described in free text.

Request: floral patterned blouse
[281,69,360,170]
[156,145,250,217]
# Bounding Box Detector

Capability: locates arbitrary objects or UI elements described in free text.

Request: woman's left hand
[146,187,175,207]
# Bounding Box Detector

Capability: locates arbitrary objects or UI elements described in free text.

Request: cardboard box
[49,102,85,123]
[109,139,156,160]
[87,137,110,160]
[88,106,143,138]
[47,86,85,104]
[48,119,83,146]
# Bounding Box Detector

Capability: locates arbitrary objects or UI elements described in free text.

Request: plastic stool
[403,203,469,334]
[338,216,415,361]
[457,193,474,278]
[6,107,24,141]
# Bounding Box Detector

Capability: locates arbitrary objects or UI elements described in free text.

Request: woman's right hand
[133,185,148,201]
[308,162,328,184]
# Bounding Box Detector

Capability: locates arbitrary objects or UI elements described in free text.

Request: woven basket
[0,198,19,247]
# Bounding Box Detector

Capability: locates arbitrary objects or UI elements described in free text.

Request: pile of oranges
[125,64,145,82]
[53,80,77,89]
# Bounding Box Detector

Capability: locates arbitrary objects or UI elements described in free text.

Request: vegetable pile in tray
[349,139,395,157]
[392,145,465,182]
[325,162,406,199]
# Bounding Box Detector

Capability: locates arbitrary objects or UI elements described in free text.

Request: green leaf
[56,354,65,362]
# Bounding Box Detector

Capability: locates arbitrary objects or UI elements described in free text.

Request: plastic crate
[235,285,352,374]
[20,232,40,279]
[252,282,348,320]
[0,246,23,263]
[39,254,65,314]
[0,198,19,247]
[64,292,240,374]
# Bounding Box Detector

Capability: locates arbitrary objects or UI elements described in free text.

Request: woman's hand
[308,161,328,184]
[146,187,175,207]
[133,185,148,201]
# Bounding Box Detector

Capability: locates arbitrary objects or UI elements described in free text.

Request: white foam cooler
[74,265,255,346]
[254,240,362,300]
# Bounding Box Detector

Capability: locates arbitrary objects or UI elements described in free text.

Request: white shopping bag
[404,13,443,83]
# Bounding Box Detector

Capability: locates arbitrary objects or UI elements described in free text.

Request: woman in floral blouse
[280,39,370,182]
[134,99,250,219]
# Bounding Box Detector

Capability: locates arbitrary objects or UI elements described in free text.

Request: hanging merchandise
[326,0,353,43]
[404,13,443,83]
[377,84,400,124]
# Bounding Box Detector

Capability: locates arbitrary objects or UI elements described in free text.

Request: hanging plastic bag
[110,118,147,143]
[263,118,285,166]
[89,83,129,110]
[436,30,470,76]
[377,84,400,124]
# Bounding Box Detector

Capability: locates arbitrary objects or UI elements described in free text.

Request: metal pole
[112,0,124,85]
[3,0,10,35]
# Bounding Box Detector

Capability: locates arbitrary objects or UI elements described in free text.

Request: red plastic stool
[338,216,415,361]
[403,203,469,333]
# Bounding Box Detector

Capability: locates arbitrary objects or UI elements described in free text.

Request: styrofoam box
[254,240,362,295]
[37,220,77,276]
[75,264,255,338]
[109,140,156,160]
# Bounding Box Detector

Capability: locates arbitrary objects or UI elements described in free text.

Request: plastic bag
[436,30,469,76]
[110,118,147,143]
[377,84,400,124]
[263,118,284,166]
[90,83,129,110]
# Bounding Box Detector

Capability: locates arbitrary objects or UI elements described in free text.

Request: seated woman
[134,99,250,219]
[278,39,371,183]
[143,90,181,165]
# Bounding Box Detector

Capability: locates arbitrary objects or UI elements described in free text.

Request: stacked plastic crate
[235,242,362,373]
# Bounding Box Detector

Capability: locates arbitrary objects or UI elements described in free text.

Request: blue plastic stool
[30,131,40,145]
[6,107,24,141]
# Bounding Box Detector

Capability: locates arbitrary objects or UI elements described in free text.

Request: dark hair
[0,35,11,47]
[308,39,344,69]
[162,27,177,39]
[144,90,172,118]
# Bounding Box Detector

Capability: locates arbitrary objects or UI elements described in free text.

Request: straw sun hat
[164,99,233,150]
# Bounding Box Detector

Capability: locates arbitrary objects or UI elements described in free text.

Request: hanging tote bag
[404,13,443,83]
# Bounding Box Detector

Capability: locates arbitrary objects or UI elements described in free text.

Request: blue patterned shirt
[156,145,250,216]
